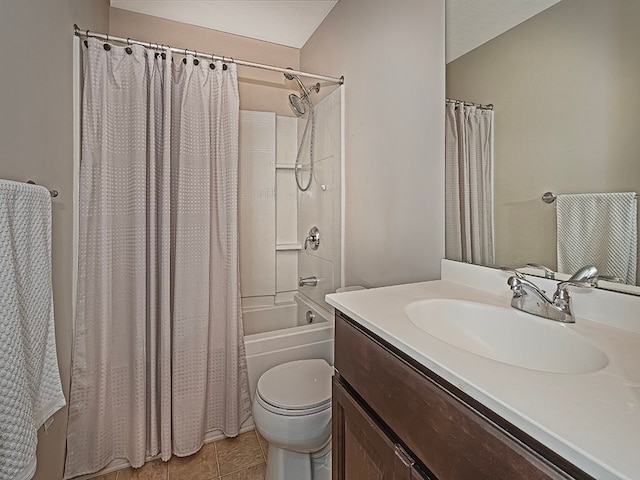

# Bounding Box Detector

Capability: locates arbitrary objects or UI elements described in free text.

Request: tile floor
[90,430,269,480]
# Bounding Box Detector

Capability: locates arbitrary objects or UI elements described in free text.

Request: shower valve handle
[304,226,320,250]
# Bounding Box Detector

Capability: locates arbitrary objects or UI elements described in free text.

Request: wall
[239,111,277,301]
[109,8,300,116]
[298,88,343,308]
[301,0,446,288]
[238,112,301,307]
[239,90,343,311]
[0,1,110,479]
[275,117,300,301]
[447,0,640,282]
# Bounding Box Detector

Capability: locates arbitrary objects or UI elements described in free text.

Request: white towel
[0,180,66,480]
[557,192,638,285]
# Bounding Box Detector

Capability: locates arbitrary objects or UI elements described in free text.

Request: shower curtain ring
[127,37,131,45]
[103,33,112,51]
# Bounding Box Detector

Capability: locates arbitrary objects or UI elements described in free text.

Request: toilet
[253,359,333,480]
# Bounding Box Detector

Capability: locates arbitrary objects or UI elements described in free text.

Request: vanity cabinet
[333,311,593,480]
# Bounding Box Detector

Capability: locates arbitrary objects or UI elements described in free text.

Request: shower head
[289,93,307,116]
[284,68,320,116]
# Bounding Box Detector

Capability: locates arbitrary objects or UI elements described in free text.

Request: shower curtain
[64,38,251,478]
[445,102,495,266]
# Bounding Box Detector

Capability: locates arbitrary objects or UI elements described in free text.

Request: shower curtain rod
[74,25,344,85]
[446,98,494,111]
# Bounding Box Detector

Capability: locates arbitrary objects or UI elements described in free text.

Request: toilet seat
[256,359,333,416]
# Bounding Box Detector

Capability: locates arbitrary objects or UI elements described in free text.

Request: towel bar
[542,191,637,204]
[26,180,58,197]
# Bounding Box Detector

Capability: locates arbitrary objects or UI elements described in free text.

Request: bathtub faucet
[299,276,318,287]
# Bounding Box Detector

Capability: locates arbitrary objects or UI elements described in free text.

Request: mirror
[446,0,640,294]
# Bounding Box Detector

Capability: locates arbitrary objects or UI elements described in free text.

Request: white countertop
[326,261,640,480]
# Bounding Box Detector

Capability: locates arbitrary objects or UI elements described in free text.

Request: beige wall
[301,0,446,288]
[110,8,300,116]
[0,1,110,479]
[447,0,640,283]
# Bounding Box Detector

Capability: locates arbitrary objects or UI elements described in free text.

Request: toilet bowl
[253,359,333,480]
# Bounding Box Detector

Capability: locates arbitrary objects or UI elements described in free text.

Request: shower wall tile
[276,170,298,245]
[297,88,342,299]
[276,116,297,165]
[274,291,295,304]
[298,156,336,262]
[239,111,276,299]
[241,296,275,309]
[239,90,340,307]
[276,250,298,293]
[276,116,298,245]
[313,89,341,163]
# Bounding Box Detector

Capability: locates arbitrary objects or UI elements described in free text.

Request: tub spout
[299,276,318,287]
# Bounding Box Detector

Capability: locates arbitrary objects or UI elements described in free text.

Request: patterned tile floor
[91,430,268,480]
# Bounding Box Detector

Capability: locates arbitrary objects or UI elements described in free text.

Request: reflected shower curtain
[64,38,251,478]
[445,102,495,266]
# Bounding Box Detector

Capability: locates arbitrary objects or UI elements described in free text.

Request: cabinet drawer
[335,312,587,480]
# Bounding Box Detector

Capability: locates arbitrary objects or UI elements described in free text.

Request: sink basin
[404,299,608,374]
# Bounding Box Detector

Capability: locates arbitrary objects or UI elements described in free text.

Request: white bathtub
[242,294,334,405]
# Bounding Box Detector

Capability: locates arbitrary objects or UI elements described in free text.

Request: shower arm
[285,70,320,99]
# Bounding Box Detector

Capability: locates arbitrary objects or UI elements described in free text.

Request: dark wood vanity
[332,310,595,480]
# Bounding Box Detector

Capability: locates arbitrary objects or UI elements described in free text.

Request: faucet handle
[552,278,596,316]
[500,267,527,296]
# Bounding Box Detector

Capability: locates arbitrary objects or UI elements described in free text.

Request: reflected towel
[0,180,66,480]
[557,192,637,284]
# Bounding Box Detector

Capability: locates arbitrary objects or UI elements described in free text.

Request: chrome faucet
[505,265,598,323]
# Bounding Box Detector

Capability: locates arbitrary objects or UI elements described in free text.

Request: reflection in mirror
[445,0,640,295]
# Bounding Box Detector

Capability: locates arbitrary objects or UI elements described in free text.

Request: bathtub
[242,294,334,406]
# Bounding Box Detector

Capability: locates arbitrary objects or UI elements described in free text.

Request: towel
[557,192,638,285]
[0,180,66,480]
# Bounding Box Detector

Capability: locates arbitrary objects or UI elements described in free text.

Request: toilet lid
[257,359,333,411]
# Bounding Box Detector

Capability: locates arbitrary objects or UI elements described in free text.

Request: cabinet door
[333,377,418,480]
